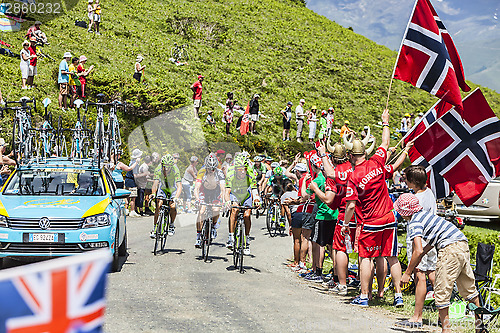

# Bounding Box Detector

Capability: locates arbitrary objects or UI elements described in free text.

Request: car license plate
[29,233,58,243]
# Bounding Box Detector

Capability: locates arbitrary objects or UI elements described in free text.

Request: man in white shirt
[295,99,305,142]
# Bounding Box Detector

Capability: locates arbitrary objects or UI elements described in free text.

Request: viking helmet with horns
[343,126,376,155]
[327,138,348,164]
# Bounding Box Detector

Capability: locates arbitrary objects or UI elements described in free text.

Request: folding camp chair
[468,301,500,333]
[474,243,495,307]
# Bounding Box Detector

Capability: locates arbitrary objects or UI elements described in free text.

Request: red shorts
[332,223,356,252]
[354,223,362,254]
[358,211,398,258]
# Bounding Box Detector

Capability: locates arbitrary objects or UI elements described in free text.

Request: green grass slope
[0,0,499,159]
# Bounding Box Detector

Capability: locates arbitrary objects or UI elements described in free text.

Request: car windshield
[3,168,105,196]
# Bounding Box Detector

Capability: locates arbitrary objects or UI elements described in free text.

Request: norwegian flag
[0,250,111,333]
[393,0,470,111]
[412,89,500,206]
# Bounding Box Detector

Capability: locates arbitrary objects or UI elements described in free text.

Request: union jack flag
[393,0,470,111]
[0,250,111,333]
[412,89,500,206]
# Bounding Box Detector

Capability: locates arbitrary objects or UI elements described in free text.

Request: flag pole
[385,0,420,110]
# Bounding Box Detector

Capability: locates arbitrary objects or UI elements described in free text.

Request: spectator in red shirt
[77,55,94,98]
[190,75,203,118]
[342,109,412,307]
[27,37,38,88]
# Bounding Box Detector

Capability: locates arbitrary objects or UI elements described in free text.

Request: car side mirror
[112,189,130,199]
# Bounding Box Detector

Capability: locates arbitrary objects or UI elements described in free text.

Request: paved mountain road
[105,213,398,332]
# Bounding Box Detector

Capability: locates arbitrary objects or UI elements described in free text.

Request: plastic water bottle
[345,233,353,254]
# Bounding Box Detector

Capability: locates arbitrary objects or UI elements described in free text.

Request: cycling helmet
[205,153,219,171]
[253,155,265,162]
[270,162,280,168]
[273,167,284,176]
[265,156,273,162]
[233,154,248,168]
[161,154,175,167]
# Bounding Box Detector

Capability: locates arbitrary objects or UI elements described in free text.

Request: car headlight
[0,215,7,228]
[83,213,110,228]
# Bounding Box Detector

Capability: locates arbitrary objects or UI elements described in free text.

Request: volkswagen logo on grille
[39,217,50,230]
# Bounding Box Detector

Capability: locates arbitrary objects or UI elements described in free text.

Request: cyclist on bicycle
[265,166,290,227]
[150,154,182,238]
[225,154,261,254]
[253,155,267,193]
[194,153,225,248]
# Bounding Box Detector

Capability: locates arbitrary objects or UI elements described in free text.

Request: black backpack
[75,20,88,29]
[124,170,136,188]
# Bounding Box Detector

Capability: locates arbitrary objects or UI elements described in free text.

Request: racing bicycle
[232,205,257,274]
[38,98,54,158]
[153,198,173,255]
[70,99,90,159]
[266,195,286,237]
[199,203,223,262]
[7,97,36,163]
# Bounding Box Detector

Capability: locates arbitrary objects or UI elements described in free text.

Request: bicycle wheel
[161,211,169,251]
[272,205,279,237]
[239,223,245,273]
[266,205,274,237]
[154,209,164,255]
[201,218,208,259]
[203,218,212,262]
[233,224,240,268]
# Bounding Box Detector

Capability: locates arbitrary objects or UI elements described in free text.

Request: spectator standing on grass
[326,107,334,137]
[133,55,145,83]
[221,153,232,176]
[249,94,260,134]
[191,75,203,118]
[394,193,481,333]
[224,92,234,135]
[318,110,328,140]
[281,102,292,141]
[58,52,72,109]
[295,99,305,142]
[19,41,31,89]
[181,156,198,214]
[27,37,37,89]
[68,57,80,107]
[77,55,94,98]
[339,120,352,138]
[87,0,94,32]
[307,106,318,142]
[92,0,102,35]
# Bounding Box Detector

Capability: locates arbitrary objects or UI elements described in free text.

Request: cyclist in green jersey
[224,154,261,254]
[253,155,267,193]
[150,154,182,238]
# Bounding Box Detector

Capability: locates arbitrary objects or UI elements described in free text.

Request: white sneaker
[125,208,130,216]
[243,246,250,255]
[129,211,140,217]
[195,238,201,248]
[226,239,234,250]
[149,231,155,239]
[211,227,217,240]
[332,284,348,296]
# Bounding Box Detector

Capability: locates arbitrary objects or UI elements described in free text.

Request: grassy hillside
[0,0,499,160]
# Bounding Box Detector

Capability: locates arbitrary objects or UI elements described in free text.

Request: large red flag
[413,89,500,206]
[239,102,250,136]
[393,0,469,110]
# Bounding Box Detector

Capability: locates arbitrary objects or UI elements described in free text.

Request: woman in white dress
[20,41,31,89]
[308,106,318,142]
